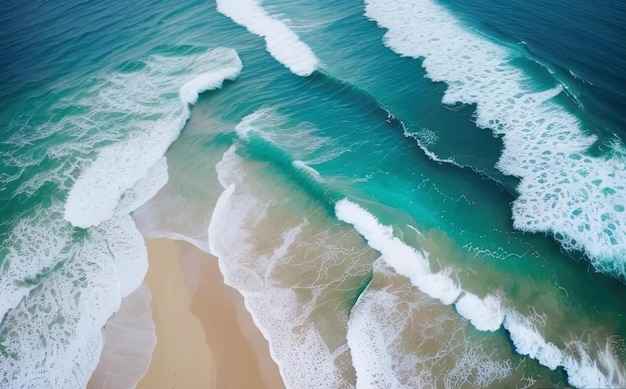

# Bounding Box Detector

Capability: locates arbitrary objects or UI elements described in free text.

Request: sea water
[1,0,625,387]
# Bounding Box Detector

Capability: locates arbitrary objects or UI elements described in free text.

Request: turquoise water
[1,0,625,387]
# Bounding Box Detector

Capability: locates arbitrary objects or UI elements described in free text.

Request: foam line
[381,107,463,168]
[335,199,461,305]
[336,198,622,387]
[179,59,242,105]
[502,312,620,388]
[365,0,626,274]
[454,292,504,332]
[216,0,319,76]
[64,48,242,228]
[347,261,514,388]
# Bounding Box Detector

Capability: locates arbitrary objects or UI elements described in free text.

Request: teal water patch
[258,0,511,182]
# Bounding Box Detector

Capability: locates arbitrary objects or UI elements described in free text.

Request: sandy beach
[90,238,284,389]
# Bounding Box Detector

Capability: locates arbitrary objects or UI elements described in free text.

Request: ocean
[1,0,625,387]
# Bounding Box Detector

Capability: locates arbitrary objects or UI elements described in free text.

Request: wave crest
[364,0,626,276]
[64,48,242,228]
[216,0,319,76]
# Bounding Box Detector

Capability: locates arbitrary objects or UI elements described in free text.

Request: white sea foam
[216,0,319,76]
[502,311,564,370]
[365,0,626,273]
[503,310,626,387]
[114,157,169,217]
[0,225,122,388]
[562,340,626,388]
[455,292,504,332]
[347,261,513,388]
[336,198,624,386]
[335,199,461,305]
[2,48,242,388]
[0,193,156,388]
[99,216,148,298]
[179,58,242,105]
[0,204,73,323]
[64,48,242,228]
[208,146,368,388]
[347,284,405,388]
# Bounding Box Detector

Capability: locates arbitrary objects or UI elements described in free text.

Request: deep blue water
[442,0,626,138]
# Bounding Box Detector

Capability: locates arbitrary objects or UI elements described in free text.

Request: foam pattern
[336,198,622,387]
[64,48,242,228]
[211,147,344,387]
[0,203,73,322]
[364,0,626,274]
[114,157,169,217]
[98,216,148,299]
[503,312,626,388]
[0,225,122,388]
[216,0,319,76]
[0,202,153,387]
[209,145,375,388]
[502,312,564,370]
[347,261,513,388]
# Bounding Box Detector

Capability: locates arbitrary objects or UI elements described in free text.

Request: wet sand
[88,284,156,389]
[137,238,284,389]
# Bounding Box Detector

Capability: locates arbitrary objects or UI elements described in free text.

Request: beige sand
[137,238,284,389]
[135,238,215,389]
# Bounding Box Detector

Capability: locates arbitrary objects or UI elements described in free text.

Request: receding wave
[347,261,515,388]
[364,0,626,277]
[216,0,319,76]
[336,198,623,388]
[208,144,377,388]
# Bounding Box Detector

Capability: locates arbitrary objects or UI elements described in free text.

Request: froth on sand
[88,238,284,389]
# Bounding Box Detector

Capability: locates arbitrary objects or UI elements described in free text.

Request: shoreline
[89,237,284,389]
[175,239,285,389]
